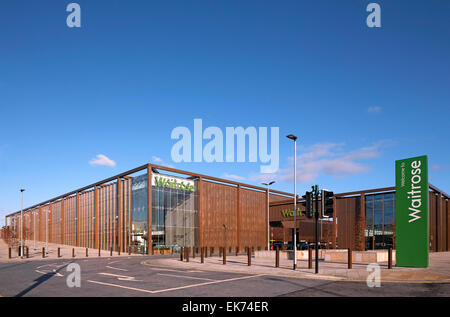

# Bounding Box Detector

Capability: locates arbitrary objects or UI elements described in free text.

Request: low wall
[324,249,396,263]
[254,249,396,263]
[254,250,325,260]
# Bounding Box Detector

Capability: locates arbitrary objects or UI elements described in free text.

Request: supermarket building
[2,164,450,253]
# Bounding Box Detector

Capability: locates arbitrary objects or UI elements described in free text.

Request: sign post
[395,155,429,268]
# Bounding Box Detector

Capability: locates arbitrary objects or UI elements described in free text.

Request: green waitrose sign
[395,155,429,268]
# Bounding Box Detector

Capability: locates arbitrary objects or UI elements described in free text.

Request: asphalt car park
[1,255,450,297]
[0,255,323,297]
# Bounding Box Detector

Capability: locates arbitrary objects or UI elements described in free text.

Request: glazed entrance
[130,172,198,253]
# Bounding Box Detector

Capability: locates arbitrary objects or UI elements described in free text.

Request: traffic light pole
[305,186,333,274]
[314,185,319,274]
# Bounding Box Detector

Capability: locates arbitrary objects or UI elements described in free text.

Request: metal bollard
[185,247,189,262]
[201,247,204,263]
[275,246,280,268]
[348,248,352,269]
[118,247,120,256]
[26,246,29,258]
[388,247,392,269]
[99,248,101,257]
[86,248,88,257]
[110,247,113,257]
[223,247,226,265]
[308,247,312,269]
[42,247,45,258]
[58,247,61,258]
[219,247,222,257]
[204,246,208,258]
[211,247,214,256]
[192,247,195,259]
[72,248,75,257]
[8,247,11,259]
[236,246,239,256]
[180,247,184,261]
[247,247,251,266]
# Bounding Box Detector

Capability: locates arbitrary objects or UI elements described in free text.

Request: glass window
[374,195,383,249]
[149,175,198,251]
[384,193,394,236]
[365,193,395,250]
[365,195,373,250]
[131,174,148,253]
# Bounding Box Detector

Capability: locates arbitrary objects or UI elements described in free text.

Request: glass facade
[152,181,198,250]
[365,193,394,250]
[130,172,199,253]
[131,174,148,253]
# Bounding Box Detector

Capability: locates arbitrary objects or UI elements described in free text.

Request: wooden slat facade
[3,165,293,252]
[4,163,448,254]
[269,186,449,252]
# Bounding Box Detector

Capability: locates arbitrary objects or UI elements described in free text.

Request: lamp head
[286,134,297,141]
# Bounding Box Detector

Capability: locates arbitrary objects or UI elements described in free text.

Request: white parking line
[147,267,186,273]
[98,272,142,281]
[106,265,128,271]
[87,274,265,294]
[35,262,68,277]
[152,274,267,294]
[87,280,154,293]
[156,273,215,281]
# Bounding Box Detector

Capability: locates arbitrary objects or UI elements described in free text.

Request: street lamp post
[20,189,25,258]
[262,181,275,251]
[286,134,298,270]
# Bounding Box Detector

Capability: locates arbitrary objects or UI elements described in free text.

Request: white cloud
[89,154,116,167]
[368,106,382,113]
[251,141,389,184]
[223,173,246,181]
[151,156,175,169]
[430,164,450,171]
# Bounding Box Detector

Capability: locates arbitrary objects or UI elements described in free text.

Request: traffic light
[301,191,313,218]
[321,189,334,218]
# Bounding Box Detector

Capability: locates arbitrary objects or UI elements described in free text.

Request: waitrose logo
[280,209,304,217]
[152,175,195,192]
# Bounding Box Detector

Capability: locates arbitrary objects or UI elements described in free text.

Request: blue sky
[1,1,449,225]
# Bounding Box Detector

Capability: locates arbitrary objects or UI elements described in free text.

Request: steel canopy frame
[6,163,294,217]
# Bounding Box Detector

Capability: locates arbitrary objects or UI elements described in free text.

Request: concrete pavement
[2,240,450,284]
[147,250,450,284]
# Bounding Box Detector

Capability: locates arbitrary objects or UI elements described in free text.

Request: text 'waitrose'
[408,160,423,223]
[154,176,195,192]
